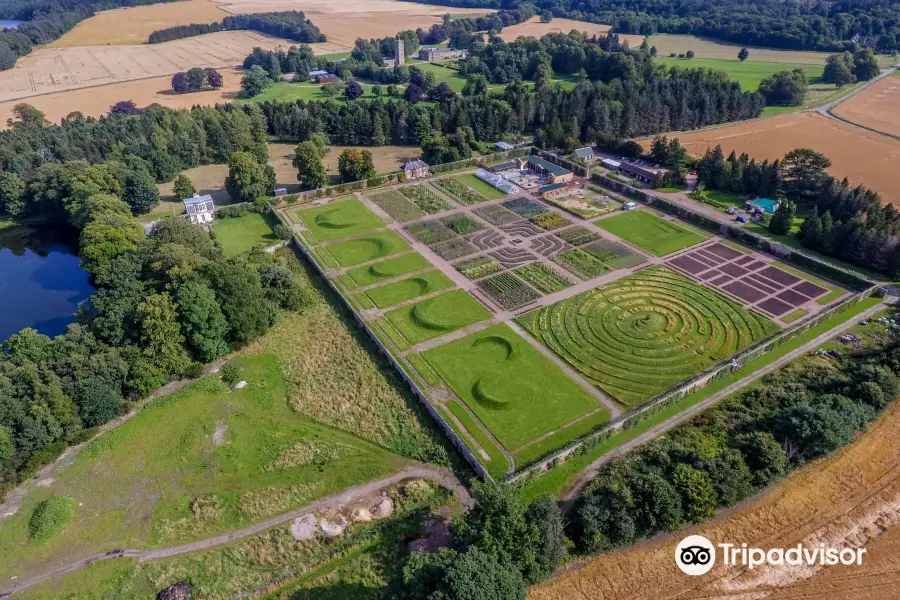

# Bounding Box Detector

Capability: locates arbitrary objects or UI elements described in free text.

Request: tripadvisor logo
[675,535,867,576]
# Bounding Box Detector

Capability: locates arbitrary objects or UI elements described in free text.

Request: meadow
[212,211,280,257]
[517,266,778,407]
[379,289,491,349]
[296,197,385,242]
[596,210,709,256]
[421,324,606,451]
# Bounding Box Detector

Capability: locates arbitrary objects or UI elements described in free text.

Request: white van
[623,202,637,211]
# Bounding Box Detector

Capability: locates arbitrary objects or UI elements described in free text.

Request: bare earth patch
[529,399,900,600]
[646,112,900,205]
[290,514,317,541]
[833,77,900,139]
[212,422,227,447]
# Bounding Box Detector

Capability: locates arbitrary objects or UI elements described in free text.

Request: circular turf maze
[519,267,778,407]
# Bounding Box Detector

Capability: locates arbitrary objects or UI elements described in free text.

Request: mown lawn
[422,324,605,451]
[453,173,507,200]
[379,289,491,349]
[296,197,385,242]
[360,270,454,309]
[340,253,432,289]
[321,231,411,267]
[596,210,709,256]
[212,211,279,257]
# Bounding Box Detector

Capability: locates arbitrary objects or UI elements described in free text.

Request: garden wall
[506,284,877,483]
[269,204,491,481]
[590,173,876,291]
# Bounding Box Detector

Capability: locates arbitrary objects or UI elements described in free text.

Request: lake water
[0,19,24,29]
[0,225,94,342]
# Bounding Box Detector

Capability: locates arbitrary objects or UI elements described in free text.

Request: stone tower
[395,38,405,67]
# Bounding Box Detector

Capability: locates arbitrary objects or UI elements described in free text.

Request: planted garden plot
[433,177,489,205]
[503,198,548,219]
[478,272,541,310]
[517,266,778,407]
[474,204,520,225]
[529,234,569,257]
[368,190,425,222]
[498,220,545,238]
[405,220,457,245]
[554,226,600,246]
[456,256,503,279]
[431,237,478,260]
[530,212,571,231]
[514,262,573,294]
[469,229,505,250]
[400,185,455,213]
[441,213,484,236]
[490,247,536,268]
[554,248,610,279]
[582,239,646,269]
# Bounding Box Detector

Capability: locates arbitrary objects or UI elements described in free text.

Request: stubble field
[497,16,645,47]
[659,112,900,204]
[832,76,900,138]
[529,394,900,600]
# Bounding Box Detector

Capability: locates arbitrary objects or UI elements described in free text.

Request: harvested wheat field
[530,397,900,600]
[652,112,900,203]
[648,33,835,65]
[49,0,227,47]
[497,16,645,47]
[0,67,243,126]
[833,77,900,139]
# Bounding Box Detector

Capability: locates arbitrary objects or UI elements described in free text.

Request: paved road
[0,466,469,599]
[558,299,890,505]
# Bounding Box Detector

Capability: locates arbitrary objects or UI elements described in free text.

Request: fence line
[268,204,491,481]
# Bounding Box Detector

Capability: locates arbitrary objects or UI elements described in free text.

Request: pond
[0,225,94,343]
[0,19,24,29]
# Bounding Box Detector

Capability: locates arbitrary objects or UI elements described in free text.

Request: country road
[0,466,469,599]
[817,61,898,129]
[559,299,890,504]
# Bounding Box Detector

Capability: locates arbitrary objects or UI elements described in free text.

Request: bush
[30,496,75,542]
[184,362,206,378]
[220,363,243,385]
[274,223,293,240]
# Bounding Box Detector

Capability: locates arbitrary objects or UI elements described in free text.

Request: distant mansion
[418,48,468,62]
[184,194,215,224]
[402,159,430,180]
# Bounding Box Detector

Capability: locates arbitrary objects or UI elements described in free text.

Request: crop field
[379,289,492,349]
[477,272,541,310]
[656,57,822,92]
[833,76,900,138]
[211,211,279,257]
[421,324,606,451]
[399,185,455,213]
[647,34,837,65]
[668,112,900,204]
[296,198,384,242]
[514,262,573,294]
[320,231,410,267]
[517,266,778,407]
[453,173,508,200]
[358,270,453,309]
[432,177,489,205]
[531,372,900,600]
[368,190,426,222]
[596,210,709,256]
[497,16,645,47]
[0,355,407,585]
[340,252,431,288]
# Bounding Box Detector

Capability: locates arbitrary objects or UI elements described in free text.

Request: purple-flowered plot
[759,266,801,286]
[776,289,809,307]
[710,275,733,286]
[743,260,766,271]
[794,281,828,299]
[689,252,720,269]
[723,280,768,303]
[704,242,743,261]
[699,269,723,281]
[745,274,781,295]
[757,297,794,316]
[696,248,726,264]
[720,263,749,277]
[734,255,754,266]
[670,255,710,275]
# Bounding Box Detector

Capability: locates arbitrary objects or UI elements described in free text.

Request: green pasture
[422,324,605,451]
[379,290,491,349]
[596,210,709,256]
[657,57,822,91]
[296,197,384,242]
[516,266,778,407]
[340,253,432,288]
[321,231,410,267]
[360,270,454,308]
[211,211,279,257]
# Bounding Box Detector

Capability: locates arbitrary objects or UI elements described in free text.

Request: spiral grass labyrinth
[517,267,779,407]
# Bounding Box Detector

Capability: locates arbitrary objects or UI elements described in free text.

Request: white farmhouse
[183,194,215,224]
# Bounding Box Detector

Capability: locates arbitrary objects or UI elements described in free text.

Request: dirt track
[531,356,900,600]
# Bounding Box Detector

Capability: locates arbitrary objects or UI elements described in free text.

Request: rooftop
[495,141,514,150]
[183,194,213,206]
[540,182,568,192]
[572,147,594,158]
[525,155,571,177]
[402,159,429,170]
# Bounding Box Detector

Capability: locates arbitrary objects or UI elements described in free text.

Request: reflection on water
[0,225,94,342]
[0,19,24,29]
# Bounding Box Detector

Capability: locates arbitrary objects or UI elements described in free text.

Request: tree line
[694,144,900,277]
[571,332,900,557]
[404,0,900,53]
[146,10,326,44]
[0,0,182,70]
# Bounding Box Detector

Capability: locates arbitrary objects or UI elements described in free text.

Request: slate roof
[525,155,571,177]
